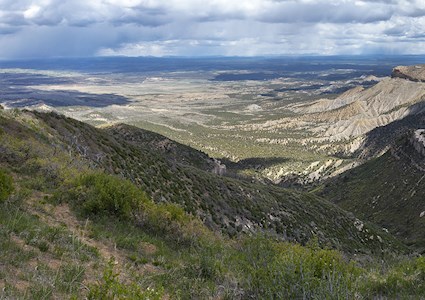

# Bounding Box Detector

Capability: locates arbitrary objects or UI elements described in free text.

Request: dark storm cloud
[0,25,20,35]
[0,12,29,26]
[111,7,171,27]
[0,0,424,58]
[384,26,407,37]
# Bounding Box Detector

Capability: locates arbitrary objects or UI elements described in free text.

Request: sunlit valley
[3,56,425,184]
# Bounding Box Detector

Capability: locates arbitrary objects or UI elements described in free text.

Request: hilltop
[392,65,425,82]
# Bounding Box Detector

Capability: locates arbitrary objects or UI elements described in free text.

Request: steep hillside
[1,108,425,299]
[0,109,402,255]
[105,123,217,172]
[356,111,425,158]
[318,123,425,252]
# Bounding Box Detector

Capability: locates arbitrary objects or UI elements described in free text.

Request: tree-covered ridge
[28,110,401,254]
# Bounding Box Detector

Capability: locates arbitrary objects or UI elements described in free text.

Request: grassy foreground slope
[1,108,424,298]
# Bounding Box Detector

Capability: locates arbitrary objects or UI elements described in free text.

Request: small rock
[354,219,364,231]
[247,104,262,111]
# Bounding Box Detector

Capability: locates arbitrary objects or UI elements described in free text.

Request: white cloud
[98,41,174,56]
[0,0,425,58]
[23,5,41,19]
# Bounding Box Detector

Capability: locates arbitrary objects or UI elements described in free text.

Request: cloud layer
[1,0,425,58]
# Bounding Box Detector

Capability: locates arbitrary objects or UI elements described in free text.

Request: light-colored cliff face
[289,77,425,141]
[392,65,425,82]
[255,65,425,184]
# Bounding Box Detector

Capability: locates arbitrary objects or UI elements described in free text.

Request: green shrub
[68,172,213,247]
[138,201,214,247]
[72,172,148,220]
[361,256,425,297]
[233,235,361,299]
[0,169,14,203]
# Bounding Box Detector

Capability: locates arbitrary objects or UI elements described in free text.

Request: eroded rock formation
[392,65,425,82]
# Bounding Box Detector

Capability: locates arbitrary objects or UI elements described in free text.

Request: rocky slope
[291,76,425,141]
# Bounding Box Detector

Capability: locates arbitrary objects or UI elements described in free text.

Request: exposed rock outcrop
[410,129,425,157]
[392,65,425,82]
[212,159,227,176]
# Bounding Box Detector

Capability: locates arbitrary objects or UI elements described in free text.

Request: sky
[0,0,425,58]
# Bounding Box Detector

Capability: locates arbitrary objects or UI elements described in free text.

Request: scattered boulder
[410,129,425,157]
[212,159,227,176]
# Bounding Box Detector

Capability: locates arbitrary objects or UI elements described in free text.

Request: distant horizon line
[1,53,425,61]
